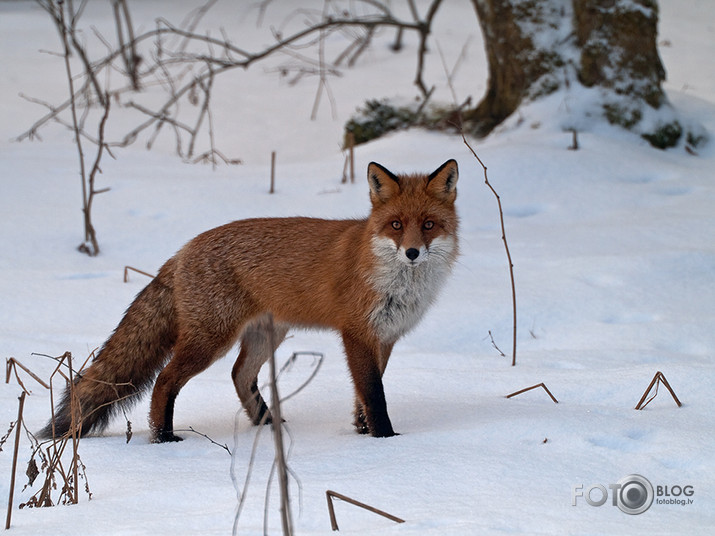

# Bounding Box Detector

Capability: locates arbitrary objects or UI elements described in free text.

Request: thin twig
[57,2,91,255]
[232,412,268,535]
[506,383,558,404]
[435,37,517,367]
[232,348,322,535]
[278,352,324,403]
[326,490,405,531]
[82,90,113,256]
[462,134,517,366]
[182,427,232,455]
[486,331,506,357]
[187,64,215,160]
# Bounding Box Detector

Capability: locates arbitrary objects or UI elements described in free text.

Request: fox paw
[353,411,369,434]
[152,430,184,443]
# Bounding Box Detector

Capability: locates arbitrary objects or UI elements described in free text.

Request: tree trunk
[466,0,567,136]
[465,0,689,148]
[574,0,666,125]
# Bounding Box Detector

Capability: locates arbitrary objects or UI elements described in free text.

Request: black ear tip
[367,162,380,177]
[428,159,458,181]
[368,162,390,174]
[367,162,400,185]
[444,160,458,178]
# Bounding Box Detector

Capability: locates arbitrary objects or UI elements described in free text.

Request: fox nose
[405,248,420,261]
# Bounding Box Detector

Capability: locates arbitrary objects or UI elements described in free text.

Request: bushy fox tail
[39,260,178,439]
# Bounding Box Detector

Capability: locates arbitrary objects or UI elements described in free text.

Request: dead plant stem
[267,315,293,535]
[461,134,517,366]
[5,392,26,530]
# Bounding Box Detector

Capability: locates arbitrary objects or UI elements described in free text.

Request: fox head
[367,159,459,267]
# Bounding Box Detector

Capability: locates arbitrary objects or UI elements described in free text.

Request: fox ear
[367,162,401,204]
[426,159,458,201]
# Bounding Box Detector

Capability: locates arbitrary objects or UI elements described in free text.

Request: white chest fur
[368,235,456,342]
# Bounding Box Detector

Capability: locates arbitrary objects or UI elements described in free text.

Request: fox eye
[423,220,435,230]
[391,221,402,230]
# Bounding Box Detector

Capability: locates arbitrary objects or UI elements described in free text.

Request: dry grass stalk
[325,490,405,531]
[123,265,155,283]
[506,383,559,404]
[11,353,93,510]
[4,392,26,530]
[6,357,50,393]
[266,314,293,535]
[232,350,323,535]
[635,371,682,410]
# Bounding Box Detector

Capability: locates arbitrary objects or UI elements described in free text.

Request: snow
[1,1,713,534]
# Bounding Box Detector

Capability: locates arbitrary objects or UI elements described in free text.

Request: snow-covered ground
[1,1,713,534]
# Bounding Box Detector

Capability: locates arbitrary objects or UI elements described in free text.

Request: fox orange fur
[40,160,459,442]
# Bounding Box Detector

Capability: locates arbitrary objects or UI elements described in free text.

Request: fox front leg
[353,341,395,434]
[342,332,395,438]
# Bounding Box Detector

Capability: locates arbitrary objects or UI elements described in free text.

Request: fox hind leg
[232,315,289,425]
[149,334,234,443]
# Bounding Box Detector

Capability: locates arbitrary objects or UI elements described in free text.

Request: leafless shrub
[31,1,113,256]
[20,1,446,159]
[4,353,93,519]
[18,1,450,255]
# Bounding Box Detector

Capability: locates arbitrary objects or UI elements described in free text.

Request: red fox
[40,160,459,442]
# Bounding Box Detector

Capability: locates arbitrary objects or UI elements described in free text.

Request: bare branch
[414,0,445,99]
[19,2,432,150]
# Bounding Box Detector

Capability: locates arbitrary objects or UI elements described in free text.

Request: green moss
[603,102,643,129]
[686,130,707,148]
[529,75,561,99]
[344,99,418,146]
[641,121,683,149]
